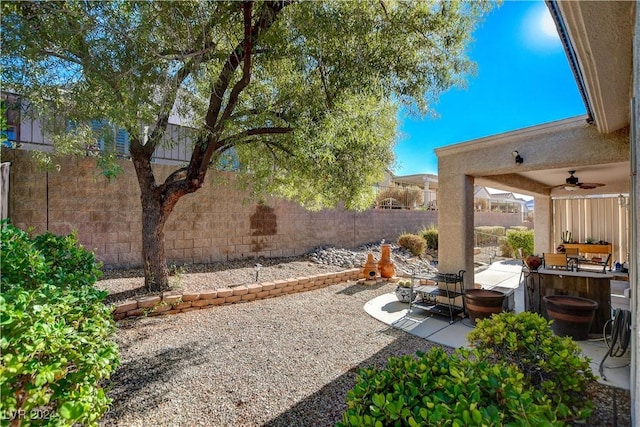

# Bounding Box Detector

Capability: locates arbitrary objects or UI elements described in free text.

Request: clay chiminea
[378,244,395,278]
[362,253,378,280]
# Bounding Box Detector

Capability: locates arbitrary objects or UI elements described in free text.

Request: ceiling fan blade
[578,183,605,189]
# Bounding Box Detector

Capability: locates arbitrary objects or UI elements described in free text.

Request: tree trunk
[140,189,170,292]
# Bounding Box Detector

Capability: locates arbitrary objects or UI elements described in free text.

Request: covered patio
[434,1,638,423]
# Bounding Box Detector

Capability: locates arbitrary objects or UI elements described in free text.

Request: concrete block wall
[3,149,439,267]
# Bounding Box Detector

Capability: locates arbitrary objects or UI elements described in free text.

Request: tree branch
[189,1,290,181]
[232,108,292,124]
[216,126,292,147]
[157,42,219,61]
[40,49,83,65]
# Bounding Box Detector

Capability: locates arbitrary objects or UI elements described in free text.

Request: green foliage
[96,152,124,181]
[339,347,562,427]
[397,233,426,257]
[1,1,495,211]
[0,101,8,148]
[468,312,595,422]
[505,229,534,258]
[510,226,528,231]
[0,222,119,426]
[419,225,438,250]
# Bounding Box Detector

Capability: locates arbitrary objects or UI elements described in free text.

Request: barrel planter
[464,289,505,324]
[543,295,599,341]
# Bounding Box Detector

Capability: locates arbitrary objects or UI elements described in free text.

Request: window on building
[1,93,21,146]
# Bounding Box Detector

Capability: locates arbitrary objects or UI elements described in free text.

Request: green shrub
[506,229,534,257]
[0,222,119,426]
[339,347,561,426]
[509,226,528,232]
[467,311,595,422]
[419,225,438,250]
[397,233,426,256]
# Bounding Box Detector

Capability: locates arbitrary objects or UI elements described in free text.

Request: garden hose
[599,308,631,380]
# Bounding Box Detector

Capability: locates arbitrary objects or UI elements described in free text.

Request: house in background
[376,173,438,210]
[377,173,530,221]
[1,90,198,166]
[474,186,530,217]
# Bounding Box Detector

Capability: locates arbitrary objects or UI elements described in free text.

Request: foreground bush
[339,347,561,426]
[467,311,595,422]
[0,222,119,426]
[419,225,438,250]
[397,233,426,256]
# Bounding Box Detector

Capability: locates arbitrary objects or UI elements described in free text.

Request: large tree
[1,0,495,291]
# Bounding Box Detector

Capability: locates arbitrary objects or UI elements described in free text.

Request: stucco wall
[3,149,442,267]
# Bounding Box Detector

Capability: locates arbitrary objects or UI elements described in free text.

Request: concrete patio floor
[364,260,631,391]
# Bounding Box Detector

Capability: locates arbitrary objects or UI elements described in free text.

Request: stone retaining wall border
[111,268,390,320]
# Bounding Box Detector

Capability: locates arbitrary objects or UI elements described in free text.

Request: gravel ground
[100,279,436,426]
[98,253,631,427]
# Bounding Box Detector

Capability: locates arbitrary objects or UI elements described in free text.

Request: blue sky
[394,0,586,176]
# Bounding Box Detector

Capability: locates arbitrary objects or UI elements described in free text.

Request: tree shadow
[103,286,148,304]
[335,282,387,296]
[262,333,445,427]
[101,341,208,424]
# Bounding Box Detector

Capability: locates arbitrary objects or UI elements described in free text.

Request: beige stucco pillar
[533,195,553,254]
[630,3,639,420]
[436,172,475,288]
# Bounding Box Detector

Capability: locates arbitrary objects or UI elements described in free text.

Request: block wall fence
[2,149,440,268]
[2,149,528,268]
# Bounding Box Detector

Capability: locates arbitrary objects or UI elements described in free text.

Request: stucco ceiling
[555,1,635,134]
[518,162,630,196]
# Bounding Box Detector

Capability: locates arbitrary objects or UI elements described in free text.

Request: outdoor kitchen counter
[528,268,612,335]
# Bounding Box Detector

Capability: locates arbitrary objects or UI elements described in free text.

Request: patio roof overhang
[548,0,635,135]
[436,1,635,198]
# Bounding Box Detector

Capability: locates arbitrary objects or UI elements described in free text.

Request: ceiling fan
[552,170,605,191]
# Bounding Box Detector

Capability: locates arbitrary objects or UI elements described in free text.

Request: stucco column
[437,173,475,288]
[423,180,430,207]
[533,195,553,255]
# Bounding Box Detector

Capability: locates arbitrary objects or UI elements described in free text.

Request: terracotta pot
[543,295,598,341]
[378,244,395,278]
[464,289,505,324]
[362,253,378,280]
[525,255,542,270]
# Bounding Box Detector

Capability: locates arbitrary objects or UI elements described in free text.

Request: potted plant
[395,280,414,303]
